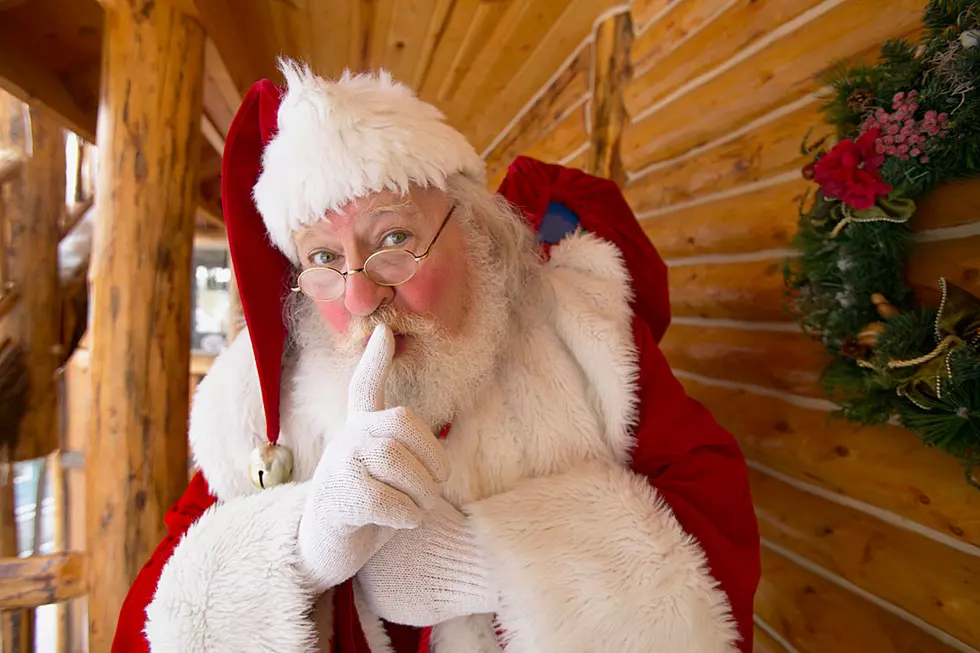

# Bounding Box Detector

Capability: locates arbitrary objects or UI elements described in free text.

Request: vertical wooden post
[587,11,633,186]
[0,94,66,463]
[87,1,205,649]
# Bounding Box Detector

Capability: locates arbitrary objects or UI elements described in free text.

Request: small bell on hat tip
[249,443,294,489]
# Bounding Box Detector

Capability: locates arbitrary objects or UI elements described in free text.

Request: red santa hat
[220,61,486,452]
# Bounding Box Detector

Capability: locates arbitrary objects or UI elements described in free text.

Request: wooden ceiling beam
[200,113,224,155]
[191,0,278,98]
[0,552,87,609]
[197,193,224,229]
[0,31,97,142]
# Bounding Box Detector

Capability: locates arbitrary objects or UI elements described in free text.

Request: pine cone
[839,338,869,360]
[847,88,876,113]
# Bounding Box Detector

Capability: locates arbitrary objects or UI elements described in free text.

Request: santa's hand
[357,496,497,627]
[297,324,450,590]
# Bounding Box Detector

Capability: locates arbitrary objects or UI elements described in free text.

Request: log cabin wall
[618,1,980,652]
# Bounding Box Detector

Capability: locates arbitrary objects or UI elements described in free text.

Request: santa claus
[112,61,761,652]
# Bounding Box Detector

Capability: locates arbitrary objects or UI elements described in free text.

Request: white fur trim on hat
[252,59,486,264]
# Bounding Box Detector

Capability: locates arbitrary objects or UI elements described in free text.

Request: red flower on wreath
[813,128,893,210]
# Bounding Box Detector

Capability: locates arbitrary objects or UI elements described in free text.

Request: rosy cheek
[315,301,351,333]
[394,257,464,327]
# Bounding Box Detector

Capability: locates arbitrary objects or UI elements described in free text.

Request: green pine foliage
[783,0,980,482]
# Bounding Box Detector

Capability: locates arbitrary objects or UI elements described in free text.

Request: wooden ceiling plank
[435,2,510,102]
[307,0,354,79]
[456,0,615,152]
[273,0,312,69]
[410,0,456,90]
[0,33,97,142]
[349,0,376,72]
[369,0,397,71]
[417,0,483,103]
[0,0,31,10]
[442,0,566,124]
[382,0,451,87]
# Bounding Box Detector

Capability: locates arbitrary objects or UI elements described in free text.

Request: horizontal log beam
[668,235,980,321]
[750,468,980,648]
[907,236,980,305]
[627,0,825,118]
[639,165,979,260]
[660,323,828,397]
[914,178,980,231]
[486,102,590,190]
[0,552,87,609]
[680,377,980,546]
[0,29,97,142]
[622,0,924,171]
[756,546,958,652]
[640,177,808,258]
[753,624,788,653]
[625,98,829,214]
[668,256,788,321]
[630,0,671,32]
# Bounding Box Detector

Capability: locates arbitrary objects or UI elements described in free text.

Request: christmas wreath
[784,0,980,484]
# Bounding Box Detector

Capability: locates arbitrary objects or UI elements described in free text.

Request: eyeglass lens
[298,249,420,300]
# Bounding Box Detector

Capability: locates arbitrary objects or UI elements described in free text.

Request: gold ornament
[249,443,294,489]
[847,88,876,113]
[871,293,900,319]
[857,321,887,347]
[865,279,980,409]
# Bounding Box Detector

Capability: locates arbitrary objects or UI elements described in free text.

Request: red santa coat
[112,157,760,652]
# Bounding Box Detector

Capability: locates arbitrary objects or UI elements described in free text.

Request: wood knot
[834,444,849,457]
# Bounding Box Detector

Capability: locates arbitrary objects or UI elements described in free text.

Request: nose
[344,268,393,316]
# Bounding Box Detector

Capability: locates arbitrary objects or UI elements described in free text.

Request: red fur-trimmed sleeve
[629,315,761,652]
[111,472,217,653]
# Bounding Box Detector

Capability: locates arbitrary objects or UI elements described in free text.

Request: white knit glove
[297,324,450,590]
[357,496,497,627]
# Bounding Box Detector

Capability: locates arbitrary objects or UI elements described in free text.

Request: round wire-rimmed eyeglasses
[291,204,456,302]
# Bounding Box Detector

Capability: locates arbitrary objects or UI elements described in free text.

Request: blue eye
[382,231,409,248]
[310,250,338,267]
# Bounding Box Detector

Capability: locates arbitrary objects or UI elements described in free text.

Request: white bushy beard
[287,222,513,428]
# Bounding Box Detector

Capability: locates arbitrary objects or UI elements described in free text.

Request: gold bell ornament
[248,442,294,489]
